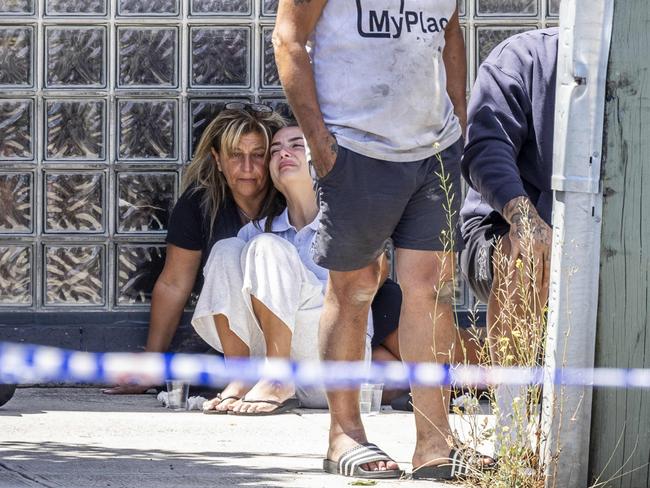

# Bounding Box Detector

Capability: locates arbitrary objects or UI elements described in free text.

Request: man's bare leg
[202,314,251,413]
[397,247,496,470]
[231,296,295,414]
[395,249,457,468]
[322,260,399,472]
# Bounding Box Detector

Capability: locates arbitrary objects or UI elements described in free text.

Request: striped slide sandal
[411,447,496,480]
[323,442,404,479]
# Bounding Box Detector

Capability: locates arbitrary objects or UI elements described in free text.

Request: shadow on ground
[0,441,324,488]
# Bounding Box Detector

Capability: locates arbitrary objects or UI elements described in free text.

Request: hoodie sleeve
[461,60,532,214]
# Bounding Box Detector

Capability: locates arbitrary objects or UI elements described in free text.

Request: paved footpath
[0,388,492,488]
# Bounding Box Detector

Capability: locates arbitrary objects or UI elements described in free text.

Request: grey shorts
[313,138,464,272]
[459,212,510,304]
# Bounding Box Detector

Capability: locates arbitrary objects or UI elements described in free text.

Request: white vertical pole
[542,1,614,487]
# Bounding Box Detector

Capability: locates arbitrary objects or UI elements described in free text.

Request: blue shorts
[313,138,464,271]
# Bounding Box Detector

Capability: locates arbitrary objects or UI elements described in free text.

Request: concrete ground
[0,388,493,488]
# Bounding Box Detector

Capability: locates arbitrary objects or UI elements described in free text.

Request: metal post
[542,1,614,487]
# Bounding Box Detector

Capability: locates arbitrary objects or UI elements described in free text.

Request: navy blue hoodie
[460,28,558,229]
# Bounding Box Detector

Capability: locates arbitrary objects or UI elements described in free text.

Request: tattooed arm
[502,195,552,291]
[273,0,337,178]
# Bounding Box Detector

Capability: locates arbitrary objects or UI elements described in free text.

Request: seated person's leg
[230,296,296,414]
[192,238,261,413]
[202,313,252,413]
[232,233,324,413]
[370,277,406,403]
[463,212,548,454]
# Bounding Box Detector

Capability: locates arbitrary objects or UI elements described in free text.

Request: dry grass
[431,158,551,488]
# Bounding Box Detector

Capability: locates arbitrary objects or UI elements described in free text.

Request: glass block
[117,172,176,232]
[0,27,33,87]
[476,27,533,68]
[189,98,251,157]
[46,99,105,160]
[458,0,466,17]
[0,172,32,233]
[190,27,250,88]
[46,26,105,87]
[548,0,559,16]
[116,245,165,305]
[0,0,33,14]
[45,172,104,232]
[45,245,104,305]
[261,26,279,88]
[118,27,178,87]
[0,99,33,160]
[118,0,178,15]
[476,0,537,16]
[45,0,106,15]
[0,245,32,305]
[191,0,250,15]
[118,99,177,160]
[261,0,277,16]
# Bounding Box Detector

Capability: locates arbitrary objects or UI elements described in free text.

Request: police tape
[1,341,649,389]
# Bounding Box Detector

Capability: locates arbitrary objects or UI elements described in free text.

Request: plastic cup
[165,380,189,411]
[359,383,383,415]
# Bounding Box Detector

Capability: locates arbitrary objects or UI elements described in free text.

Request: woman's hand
[102,245,202,396]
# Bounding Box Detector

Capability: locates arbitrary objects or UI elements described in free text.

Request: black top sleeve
[166,187,205,251]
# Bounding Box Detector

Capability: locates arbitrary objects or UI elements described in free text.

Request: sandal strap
[218,395,240,402]
[450,447,491,477]
[241,399,282,406]
[338,443,395,477]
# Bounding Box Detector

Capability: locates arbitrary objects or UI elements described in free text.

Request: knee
[206,237,246,268]
[400,275,456,305]
[246,233,295,259]
[329,263,382,306]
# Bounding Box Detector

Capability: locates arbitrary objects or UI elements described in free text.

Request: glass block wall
[0,0,558,319]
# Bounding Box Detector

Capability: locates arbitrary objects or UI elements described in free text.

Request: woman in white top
[192,125,396,413]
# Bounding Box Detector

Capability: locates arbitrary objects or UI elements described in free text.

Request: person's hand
[309,131,338,179]
[502,196,552,294]
[102,384,156,395]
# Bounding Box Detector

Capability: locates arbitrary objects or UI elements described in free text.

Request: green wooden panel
[590,1,650,486]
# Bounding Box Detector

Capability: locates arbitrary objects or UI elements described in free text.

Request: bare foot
[102,384,155,395]
[230,380,295,414]
[327,428,400,473]
[203,380,250,413]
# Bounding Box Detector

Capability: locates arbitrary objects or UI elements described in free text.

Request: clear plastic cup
[359,383,383,415]
[165,380,189,411]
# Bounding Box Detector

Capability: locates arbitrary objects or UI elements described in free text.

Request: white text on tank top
[309,0,461,162]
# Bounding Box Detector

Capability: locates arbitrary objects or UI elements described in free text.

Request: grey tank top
[308,0,461,162]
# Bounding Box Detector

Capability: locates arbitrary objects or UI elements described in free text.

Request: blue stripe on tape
[1,341,650,389]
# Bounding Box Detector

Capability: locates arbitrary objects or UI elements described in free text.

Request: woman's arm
[103,244,202,394]
[145,244,202,352]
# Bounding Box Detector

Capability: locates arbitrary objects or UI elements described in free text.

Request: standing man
[274,0,492,480]
[459,28,558,455]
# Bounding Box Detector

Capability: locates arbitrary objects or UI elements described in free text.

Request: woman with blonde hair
[104,104,286,394]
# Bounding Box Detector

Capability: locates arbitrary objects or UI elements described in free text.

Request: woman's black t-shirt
[166,186,242,285]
